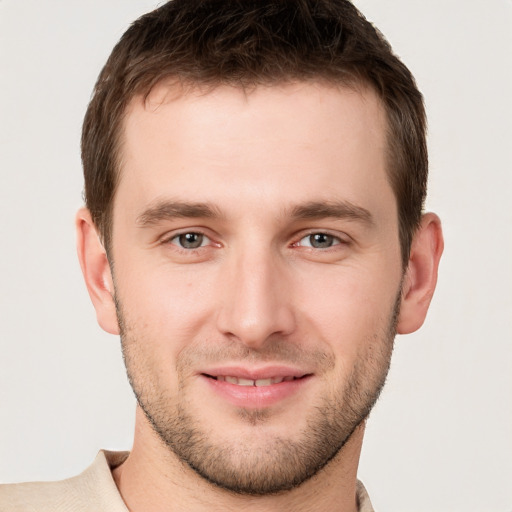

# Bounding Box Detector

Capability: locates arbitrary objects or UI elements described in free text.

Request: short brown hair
[82,0,427,267]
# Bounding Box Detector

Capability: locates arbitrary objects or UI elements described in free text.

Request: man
[0,0,443,510]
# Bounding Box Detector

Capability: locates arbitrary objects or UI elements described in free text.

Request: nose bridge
[216,240,295,347]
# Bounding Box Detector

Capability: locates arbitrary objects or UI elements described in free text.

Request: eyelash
[293,232,348,250]
[161,230,349,253]
[164,231,215,251]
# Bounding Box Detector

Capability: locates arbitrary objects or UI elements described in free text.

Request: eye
[170,232,210,249]
[296,233,342,249]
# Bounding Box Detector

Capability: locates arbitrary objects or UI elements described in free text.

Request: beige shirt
[0,451,375,511]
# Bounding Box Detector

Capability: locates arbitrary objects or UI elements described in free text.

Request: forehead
[115,81,393,225]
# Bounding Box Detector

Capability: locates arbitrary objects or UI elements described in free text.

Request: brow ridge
[136,200,222,226]
[290,200,373,225]
[136,199,373,227]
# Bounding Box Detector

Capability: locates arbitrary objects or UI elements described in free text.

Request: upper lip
[200,365,311,380]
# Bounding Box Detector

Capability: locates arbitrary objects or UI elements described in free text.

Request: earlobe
[396,213,444,335]
[76,208,120,335]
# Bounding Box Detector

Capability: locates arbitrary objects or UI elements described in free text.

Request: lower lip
[201,375,312,408]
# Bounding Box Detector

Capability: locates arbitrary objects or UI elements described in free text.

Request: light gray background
[1,1,511,510]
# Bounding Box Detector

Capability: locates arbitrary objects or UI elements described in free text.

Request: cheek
[296,263,400,354]
[114,261,226,390]
[116,260,217,333]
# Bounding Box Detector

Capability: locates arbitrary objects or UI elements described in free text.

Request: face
[110,82,403,494]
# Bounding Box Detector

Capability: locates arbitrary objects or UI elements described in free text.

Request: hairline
[103,75,411,266]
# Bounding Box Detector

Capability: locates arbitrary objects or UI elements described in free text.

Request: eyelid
[171,232,210,249]
[292,230,351,248]
[159,228,220,249]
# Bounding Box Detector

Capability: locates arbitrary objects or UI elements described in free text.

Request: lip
[201,365,309,381]
[199,365,313,408]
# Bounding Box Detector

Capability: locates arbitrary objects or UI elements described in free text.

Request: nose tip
[218,303,296,349]
[215,257,296,348]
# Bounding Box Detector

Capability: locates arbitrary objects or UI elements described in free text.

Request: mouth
[200,369,312,408]
[202,374,306,387]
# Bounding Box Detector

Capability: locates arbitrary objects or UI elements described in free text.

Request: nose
[215,248,296,349]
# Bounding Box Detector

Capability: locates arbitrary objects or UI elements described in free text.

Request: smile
[209,375,301,386]
[201,371,311,407]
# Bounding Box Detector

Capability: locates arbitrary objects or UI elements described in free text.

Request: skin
[77,82,443,512]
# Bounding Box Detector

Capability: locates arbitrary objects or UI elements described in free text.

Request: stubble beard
[116,294,400,496]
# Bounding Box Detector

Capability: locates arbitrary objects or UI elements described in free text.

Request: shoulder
[0,451,129,512]
[356,480,376,512]
[0,477,83,511]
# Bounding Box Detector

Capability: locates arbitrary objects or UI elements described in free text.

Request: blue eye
[299,233,341,249]
[171,232,210,249]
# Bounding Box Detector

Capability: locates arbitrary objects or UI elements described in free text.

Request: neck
[113,407,364,512]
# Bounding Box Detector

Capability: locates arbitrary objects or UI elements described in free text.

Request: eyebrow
[136,199,373,227]
[136,200,223,226]
[290,200,373,225]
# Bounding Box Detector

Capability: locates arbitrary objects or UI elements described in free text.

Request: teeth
[237,378,254,386]
[215,376,299,386]
[255,378,272,387]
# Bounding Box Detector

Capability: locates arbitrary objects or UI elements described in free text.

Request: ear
[76,208,120,335]
[397,212,444,334]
